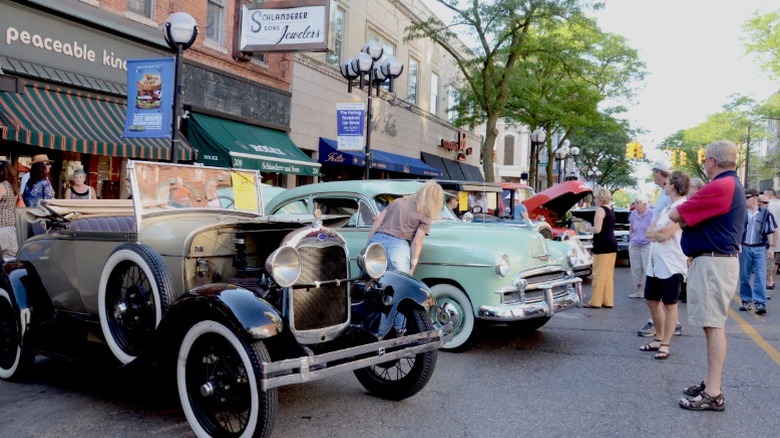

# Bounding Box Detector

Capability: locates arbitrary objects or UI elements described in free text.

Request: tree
[569,117,637,191]
[404,0,593,181]
[744,10,780,80]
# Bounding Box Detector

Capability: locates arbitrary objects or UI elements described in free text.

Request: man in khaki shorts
[669,140,745,412]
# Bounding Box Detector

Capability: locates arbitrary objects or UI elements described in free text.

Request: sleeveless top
[0,181,15,227]
[592,205,617,254]
[70,185,92,199]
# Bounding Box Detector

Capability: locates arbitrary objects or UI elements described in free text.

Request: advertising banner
[123,58,174,138]
[336,102,365,151]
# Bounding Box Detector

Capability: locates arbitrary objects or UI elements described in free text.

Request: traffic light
[625,142,634,159]
[635,142,644,159]
[669,149,677,166]
[679,151,688,166]
[698,147,706,164]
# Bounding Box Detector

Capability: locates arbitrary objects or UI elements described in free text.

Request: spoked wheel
[178,320,277,438]
[354,305,438,401]
[429,284,478,352]
[98,243,175,365]
[0,289,34,381]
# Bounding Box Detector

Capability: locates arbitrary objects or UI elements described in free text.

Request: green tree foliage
[744,10,780,80]
[569,117,637,192]
[404,0,594,181]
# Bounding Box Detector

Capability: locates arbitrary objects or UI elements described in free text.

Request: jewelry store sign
[239,0,329,52]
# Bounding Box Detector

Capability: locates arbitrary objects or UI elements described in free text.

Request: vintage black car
[0,161,449,438]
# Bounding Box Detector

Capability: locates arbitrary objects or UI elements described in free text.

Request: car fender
[161,284,283,341]
[1,261,53,343]
[374,270,436,337]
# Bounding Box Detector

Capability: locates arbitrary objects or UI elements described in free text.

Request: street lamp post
[568,146,580,180]
[587,168,602,187]
[529,128,546,191]
[163,12,198,164]
[554,140,570,184]
[340,42,404,179]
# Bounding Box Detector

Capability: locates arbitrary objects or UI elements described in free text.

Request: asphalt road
[2,266,779,437]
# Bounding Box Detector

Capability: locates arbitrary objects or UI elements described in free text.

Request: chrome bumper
[478,277,583,321]
[259,322,452,391]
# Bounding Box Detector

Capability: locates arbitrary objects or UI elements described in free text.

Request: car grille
[522,268,570,303]
[291,244,349,331]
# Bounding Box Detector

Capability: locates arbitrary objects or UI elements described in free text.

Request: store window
[206,0,227,47]
[504,135,515,165]
[326,7,345,68]
[127,0,153,19]
[430,73,439,115]
[407,57,419,105]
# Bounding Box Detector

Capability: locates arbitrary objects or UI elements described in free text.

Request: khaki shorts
[687,256,739,328]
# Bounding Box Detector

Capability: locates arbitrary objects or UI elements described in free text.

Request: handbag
[16,193,26,208]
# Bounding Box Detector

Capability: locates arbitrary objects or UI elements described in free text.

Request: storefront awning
[421,152,484,182]
[0,82,195,161]
[319,138,443,178]
[188,112,320,176]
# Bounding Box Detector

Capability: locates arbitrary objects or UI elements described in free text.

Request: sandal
[679,390,725,411]
[654,344,670,360]
[683,381,705,397]
[639,339,662,352]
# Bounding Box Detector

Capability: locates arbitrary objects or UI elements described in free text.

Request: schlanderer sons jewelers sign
[239,0,329,52]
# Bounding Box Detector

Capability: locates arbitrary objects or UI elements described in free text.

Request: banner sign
[239,0,329,52]
[123,58,174,138]
[336,102,365,151]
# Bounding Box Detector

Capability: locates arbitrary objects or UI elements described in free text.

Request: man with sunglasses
[669,140,745,412]
[738,190,776,314]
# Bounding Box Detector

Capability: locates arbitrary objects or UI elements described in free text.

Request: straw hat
[31,154,54,164]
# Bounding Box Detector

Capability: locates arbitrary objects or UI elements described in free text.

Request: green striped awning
[0,82,195,161]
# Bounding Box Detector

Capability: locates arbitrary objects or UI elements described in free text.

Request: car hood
[523,180,592,221]
[428,220,553,264]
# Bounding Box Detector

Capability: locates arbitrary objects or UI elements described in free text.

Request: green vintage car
[266,180,583,351]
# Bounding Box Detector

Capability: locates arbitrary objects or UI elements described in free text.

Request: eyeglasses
[761,201,769,205]
[746,195,753,199]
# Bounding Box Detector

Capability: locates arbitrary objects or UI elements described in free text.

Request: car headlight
[266,246,301,288]
[358,242,387,280]
[495,254,510,277]
[567,246,578,268]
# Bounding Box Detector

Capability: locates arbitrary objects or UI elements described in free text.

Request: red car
[522,180,593,246]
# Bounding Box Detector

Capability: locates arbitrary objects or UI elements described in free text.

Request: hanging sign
[239,0,330,52]
[123,58,174,138]
[336,102,365,151]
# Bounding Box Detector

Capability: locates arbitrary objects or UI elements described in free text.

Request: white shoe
[628,292,644,299]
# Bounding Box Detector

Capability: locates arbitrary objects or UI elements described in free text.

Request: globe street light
[554,139,570,184]
[163,12,198,163]
[567,146,581,180]
[529,128,546,190]
[341,42,404,179]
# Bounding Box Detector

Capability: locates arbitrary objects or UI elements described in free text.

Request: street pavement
[1,265,779,437]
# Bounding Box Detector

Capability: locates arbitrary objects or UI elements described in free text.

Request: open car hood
[523,180,592,222]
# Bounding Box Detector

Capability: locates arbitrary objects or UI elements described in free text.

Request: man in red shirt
[669,140,745,412]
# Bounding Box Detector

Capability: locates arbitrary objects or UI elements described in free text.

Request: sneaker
[755,302,767,315]
[674,323,682,336]
[637,320,655,337]
[628,292,644,299]
[739,301,752,311]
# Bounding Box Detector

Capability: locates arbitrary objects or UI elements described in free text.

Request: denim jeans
[739,245,767,304]
[367,232,411,273]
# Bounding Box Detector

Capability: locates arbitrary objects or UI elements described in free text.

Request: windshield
[128,161,263,217]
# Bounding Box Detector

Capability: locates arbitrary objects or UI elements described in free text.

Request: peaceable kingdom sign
[239,0,330,53]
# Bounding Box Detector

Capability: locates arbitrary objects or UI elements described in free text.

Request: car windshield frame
[127,161,264,228]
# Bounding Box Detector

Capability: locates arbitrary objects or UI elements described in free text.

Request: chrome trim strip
[259,322,453,391]
[478,278,583,321]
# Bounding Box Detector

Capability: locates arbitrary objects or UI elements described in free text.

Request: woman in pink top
[367,180,444,275]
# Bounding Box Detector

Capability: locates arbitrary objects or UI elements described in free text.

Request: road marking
[728,297,780,366]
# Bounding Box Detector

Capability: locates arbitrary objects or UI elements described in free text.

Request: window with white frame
[206,0,227,47]
[430,73,439,115]
[407,57,419,105]
[128,0,153,18]
[326,7,345,67]
[504,135,515,165]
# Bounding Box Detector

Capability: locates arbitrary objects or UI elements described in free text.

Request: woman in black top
[585,187,618,308]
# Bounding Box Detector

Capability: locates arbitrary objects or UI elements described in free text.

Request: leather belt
[693,252,737,259]
[743,243,765,247]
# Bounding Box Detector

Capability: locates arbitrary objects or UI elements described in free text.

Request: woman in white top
[639,170,690,360]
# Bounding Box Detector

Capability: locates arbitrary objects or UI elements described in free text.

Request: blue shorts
[367,232,411,273]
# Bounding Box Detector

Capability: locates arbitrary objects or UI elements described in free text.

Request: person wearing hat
[19,154,54,196]
[738,188,776,315]
[22,160,55,207]
[628,193,653,299]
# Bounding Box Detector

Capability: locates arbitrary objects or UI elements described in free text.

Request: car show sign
[123,58,174,138]
[336,102,365,151]
[238,0,330,52]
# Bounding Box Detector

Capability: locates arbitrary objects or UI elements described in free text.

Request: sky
[593,0,778,161]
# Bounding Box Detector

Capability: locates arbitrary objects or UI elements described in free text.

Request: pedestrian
[64,169,96,199]
[669,139,745,412]
[445,190,459,217]
[637,159,673,336]
[763,188,780,291]
[737,189,776,315]
[628,193,653,298]
[20,154,54,191]
[0,161,19,258]
[638,171,689,360]
[584,186,617,308]
[677,177,706,304]
[22,161,55,207]
[367,179,443,275]
[511,193,529,221]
